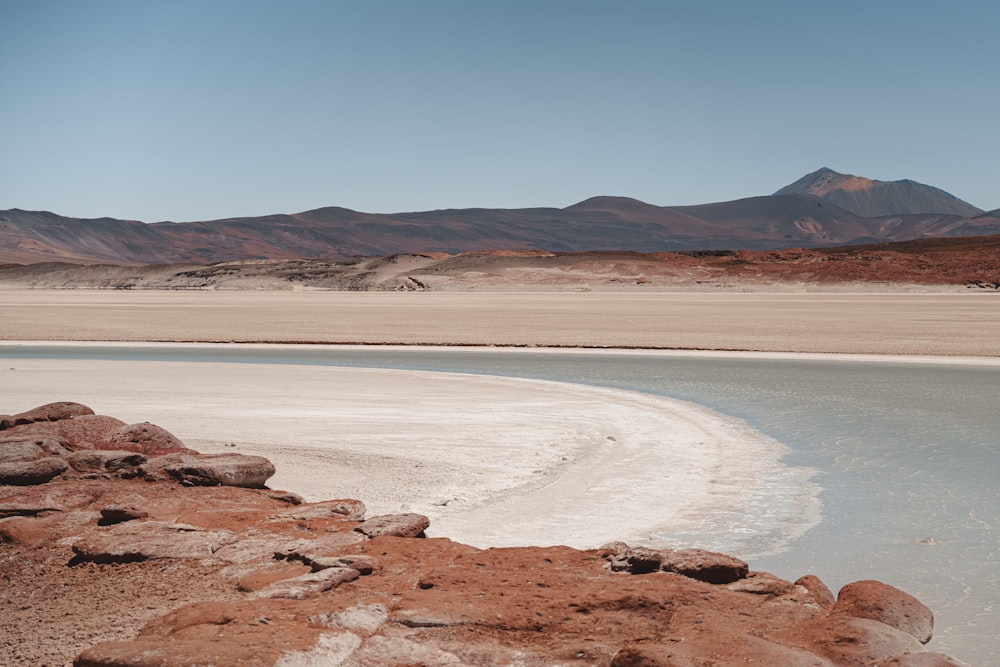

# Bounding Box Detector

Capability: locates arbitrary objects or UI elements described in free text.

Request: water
[3,344,997,663]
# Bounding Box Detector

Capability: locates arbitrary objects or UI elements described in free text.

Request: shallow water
[3,344,997,664]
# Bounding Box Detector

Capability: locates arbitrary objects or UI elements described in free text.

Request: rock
[834,579,934,644]
[0,502,63,518]
[110,422,188,455]
[660,548,749,584]
[309,554,381,575]
[780,614,925,665]
[98,504,148,525]
[727,571,796,596]
[142,452,276,488]
[4,414,129,450]
[76,640,284,667]
[10,401,94,425]
[274,533,367,565]
[354,513,429,538]
[0,438,71,462]
[71,521,237,562]
[0,456,68,485]
[259,489,304,505]
[274,498,366,521]
[608,546,663,574]
[796,574,837,608]
[65,450,147,474]
[0,415,12,430]
[251,566,360,600]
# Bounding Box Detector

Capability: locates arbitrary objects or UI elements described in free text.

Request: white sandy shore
[1,353,819,553]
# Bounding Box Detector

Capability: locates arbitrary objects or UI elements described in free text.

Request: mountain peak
[775,168,982,218]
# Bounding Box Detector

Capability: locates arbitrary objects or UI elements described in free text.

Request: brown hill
[775,167,984,217]
[1,170,995,265]
[3,234,997,291]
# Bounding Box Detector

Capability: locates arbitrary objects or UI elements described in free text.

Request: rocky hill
[774,167,984,217]
[0,402,967,666]
[2,234,997,291]
[0,170,995,265]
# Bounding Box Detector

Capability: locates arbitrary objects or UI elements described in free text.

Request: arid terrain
[2,232,999,293]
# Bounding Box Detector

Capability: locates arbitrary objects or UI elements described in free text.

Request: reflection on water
[3,344,997,664]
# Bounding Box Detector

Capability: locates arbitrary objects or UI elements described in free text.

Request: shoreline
[6,338,1000,366]
[2,354,820,555]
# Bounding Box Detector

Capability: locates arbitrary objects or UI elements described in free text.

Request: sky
[1,0,997,222]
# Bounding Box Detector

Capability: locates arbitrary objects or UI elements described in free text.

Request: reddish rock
[608,546,663,574]
[660,548,749,584]
[835,579,935,644]
[10,401,94,425]
[71,521,238,563]
[0,456,68,485]
[110,422,188,455]
[0,414,13,430]
[5,414,129,450]
[797,573,837,608]
[65,450,147,474]
[274,498,366,521]
[0,437,71,462]
[727,571,796,596]
[141,452,275,488]
[251,566,361,600]
[99,504,148,525]
[780,614,925,665]
[354,512,429,538]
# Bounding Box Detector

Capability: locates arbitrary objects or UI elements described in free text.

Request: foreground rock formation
[0,402,969,666]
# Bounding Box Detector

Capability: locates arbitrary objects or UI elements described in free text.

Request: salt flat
[0,356,817,550]
[0,289,997,356]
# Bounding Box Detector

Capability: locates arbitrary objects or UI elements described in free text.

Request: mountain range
[1,168,997,265]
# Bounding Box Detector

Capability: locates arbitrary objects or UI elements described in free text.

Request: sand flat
[0,289,997,356]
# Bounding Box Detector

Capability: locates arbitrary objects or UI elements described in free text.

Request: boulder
[4,415,128,450]
[780,614,925,665]
[660,548,749,584]
[608,546,663,574]
[10,401,94,425]
[71,521,237,563]
[110,422,188,455]
[0,456,68,485]
[0,438,71,463]
[727,571,796,596]
[142,452,275,488]
[834,579,934,644]
[354,513,429,538]
[65,450,147,474]
[99,504,149,525]
[795,574,836,608]
[0,415,12,430]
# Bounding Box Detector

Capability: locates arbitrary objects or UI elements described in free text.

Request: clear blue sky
[1,0,996,221]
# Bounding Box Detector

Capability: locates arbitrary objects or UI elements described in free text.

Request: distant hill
[774,167,983,217]
[1,169,994,265]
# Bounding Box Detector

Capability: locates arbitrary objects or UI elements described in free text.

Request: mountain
[775,167,983,217]
[1,170,994,265]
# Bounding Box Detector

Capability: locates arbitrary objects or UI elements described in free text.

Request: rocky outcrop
[834,579,935,645]
[0,402,273,489]
[0,403,970,667]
